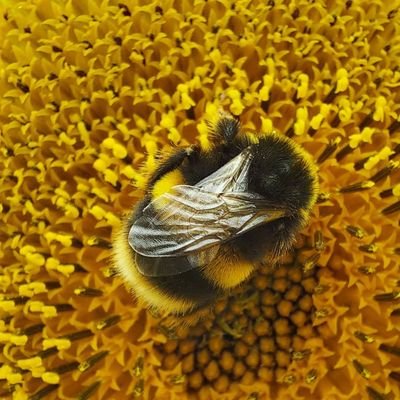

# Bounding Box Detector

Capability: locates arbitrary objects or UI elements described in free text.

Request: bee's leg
[147,146,197,187]
[162,303,214,328]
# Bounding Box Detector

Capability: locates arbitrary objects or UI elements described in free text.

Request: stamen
[76,381,101,400]
[133,356,144,377]
[292,349,311,360]
[358,265,377,275]
[95,315,121,330]
[359,244,378,254]
[133,378,144,397]
[346,225,366,239]
[374,291,400,302]
[78,351,108,372]
[317,137,342,163]
[53,361,80,375]
[63,330,93,342]
[389,371,400,382]
[305,369,317,384]
[313,230,325,251]
[29,384,59,400]
[382,200,400,215]
[74,287,103,297]
[366,386,387,400]
[379,343,400,356]
[353,359,371,379]
[340,180,375,193]
[336,144,353,161]
[370,161,399,183]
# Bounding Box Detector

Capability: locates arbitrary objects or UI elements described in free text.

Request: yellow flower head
[0,0,399,399]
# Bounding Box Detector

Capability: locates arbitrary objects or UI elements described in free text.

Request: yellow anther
[373,96,387,122]
[104,169,119,186]
[261,117,274,133]
[90,205,107,219]
[93,158,109,172]
[294,107,308,135]
[0,300,16,313]
[42,338,71,350]
[42,306,57,318]
[364,146,394,170]
[349,127,374,148]
[19,282,47,297]
[259,75,274,101]
[230,98,244,115]
[168,127,181,145]
[17,356,42,370]
[42,372,60,384]
[160,111,176,129]
[336,68,349,92]
[297,73,309,99]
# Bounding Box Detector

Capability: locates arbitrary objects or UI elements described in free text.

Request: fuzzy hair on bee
[113,115,319,317]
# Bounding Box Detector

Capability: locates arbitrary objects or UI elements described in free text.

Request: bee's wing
[195,146,253,192]
[129,147,286,277]
[129,185,285,268]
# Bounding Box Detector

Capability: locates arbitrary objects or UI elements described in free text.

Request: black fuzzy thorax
[180,139,247,185]
[179,135,313,262]
[247,136,314,212]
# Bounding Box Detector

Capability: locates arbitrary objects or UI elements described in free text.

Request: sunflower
[0,0,399,399]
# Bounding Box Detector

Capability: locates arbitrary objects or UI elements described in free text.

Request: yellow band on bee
[112,221,195,315]
[202,245,256,290]
[151,170,185,199]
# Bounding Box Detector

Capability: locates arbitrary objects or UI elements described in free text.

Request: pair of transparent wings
[129,147,286,276]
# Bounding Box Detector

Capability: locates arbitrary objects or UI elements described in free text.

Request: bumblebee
[113,115,318,316]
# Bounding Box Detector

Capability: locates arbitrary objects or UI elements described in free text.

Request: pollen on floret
[364,147,394,170]
[373,96,387,122]
[259,75,274,101]
[335,68,349,93]
[310,104,330,130]
[294,107,308,135]
[296,73,309,99]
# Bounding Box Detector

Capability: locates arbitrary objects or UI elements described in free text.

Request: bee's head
[249,135,318,213]
[211,116,241,144]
